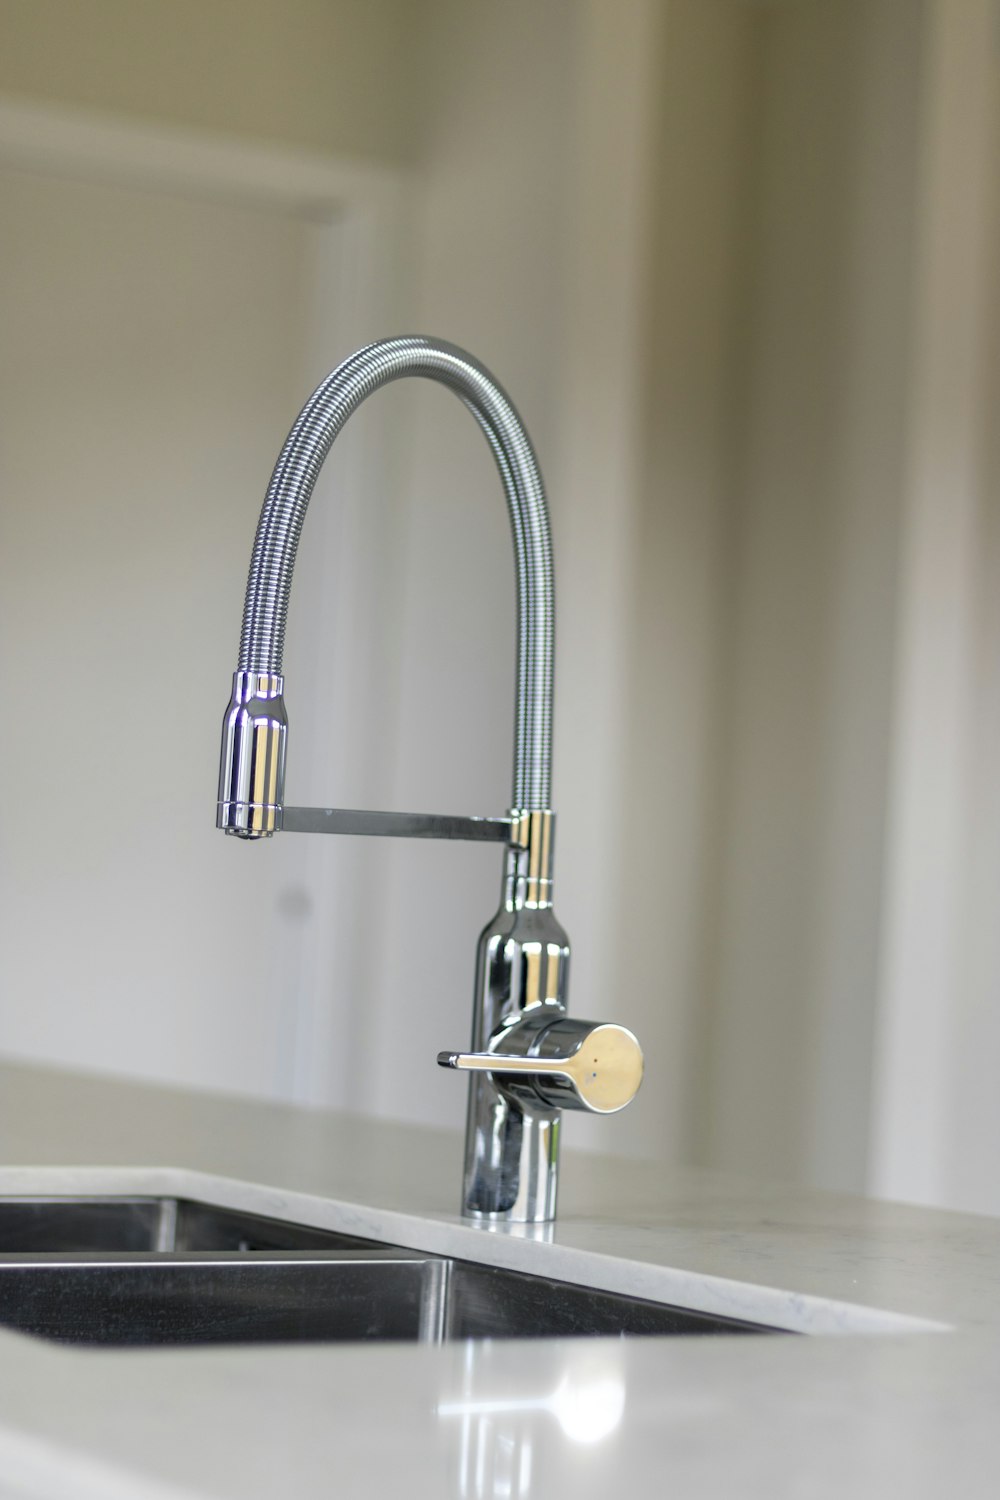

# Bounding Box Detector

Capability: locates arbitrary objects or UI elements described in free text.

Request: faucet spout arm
[280,806,523,844]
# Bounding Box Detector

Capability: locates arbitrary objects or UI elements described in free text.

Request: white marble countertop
[0,1060,997,1499]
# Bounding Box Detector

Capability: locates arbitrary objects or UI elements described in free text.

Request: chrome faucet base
[462,1109,560,1225]
[456,838,569,1223]
[216,337,643,1223]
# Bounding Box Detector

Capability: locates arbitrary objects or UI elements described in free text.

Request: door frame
[0,93,411,1106]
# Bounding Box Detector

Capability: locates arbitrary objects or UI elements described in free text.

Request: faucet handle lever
[438,1019,643,1115]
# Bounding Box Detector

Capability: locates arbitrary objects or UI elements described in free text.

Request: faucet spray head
[216,671,287,839]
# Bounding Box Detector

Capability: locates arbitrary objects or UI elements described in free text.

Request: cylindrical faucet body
[464,817,569,1220]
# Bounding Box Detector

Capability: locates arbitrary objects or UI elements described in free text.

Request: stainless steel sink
[0,1196,379,1254]
[0,1197,784,1346]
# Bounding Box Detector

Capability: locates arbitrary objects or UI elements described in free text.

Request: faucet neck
[504,810,555,910]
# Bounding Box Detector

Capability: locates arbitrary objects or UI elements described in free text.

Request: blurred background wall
[1,0,998,1218]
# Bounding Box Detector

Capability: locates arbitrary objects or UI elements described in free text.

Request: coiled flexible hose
[237,336,554,812]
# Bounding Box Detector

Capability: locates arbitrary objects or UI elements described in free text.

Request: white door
[0,146,357,1100]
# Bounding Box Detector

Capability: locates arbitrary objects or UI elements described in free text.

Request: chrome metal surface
[511,808,555,907]
[438,1020,644,1115]
[0,1257,781,1347]
[0,1199,783,1347]
[217,671,286,838]
[280,807,519,843]
[217,337,644,1223]
[453,844,570,1221]
[0,1254,444,1347]
[0,1198,382,1254]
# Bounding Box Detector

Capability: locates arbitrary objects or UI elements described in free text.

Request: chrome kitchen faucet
[217,336,643,1223]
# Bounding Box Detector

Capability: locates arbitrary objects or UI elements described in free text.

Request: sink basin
[0,1197,785,1346]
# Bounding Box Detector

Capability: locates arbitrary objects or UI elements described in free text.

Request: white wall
[0,161,320,1094]
[869,0,1000,1213]
[607,0,760,1165]
[701,0,925,1191]
[0,0,419,164]
[670,0,1000,1216]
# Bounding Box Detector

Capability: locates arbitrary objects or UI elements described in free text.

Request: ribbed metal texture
[237,336,554,811]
